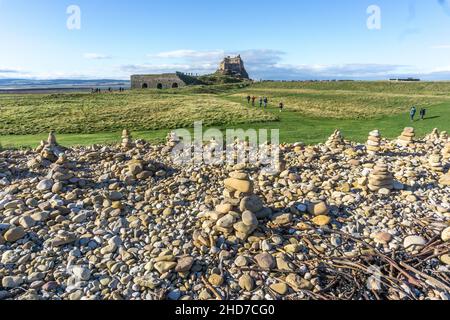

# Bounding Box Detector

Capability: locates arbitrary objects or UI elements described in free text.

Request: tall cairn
[366,130,381,154]
[368,162,394,192]
[121,129,133,150]
[397,127,415,147]
[428,150,444,173]
[326,130,345,151]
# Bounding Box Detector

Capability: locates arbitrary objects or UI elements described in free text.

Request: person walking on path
[420,108,426,120]
[279,102,284,113]
[410,106,417,122]
[263,97,268,108]
[247,95,251,105]
[252,96,256,107]
[259,97,263,108]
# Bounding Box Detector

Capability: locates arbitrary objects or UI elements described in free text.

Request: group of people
[246,95,284,112]
[409,106,427,121]
[91,87,126,94]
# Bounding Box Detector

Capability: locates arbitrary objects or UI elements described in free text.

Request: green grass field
[1,81,449,148]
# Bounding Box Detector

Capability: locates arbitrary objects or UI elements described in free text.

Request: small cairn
[326,130,345,150]
[198,170,272,243]
[425,128,440,143]
[428,151,444,173]
[397,127,415,147]
[366,130,382,154]
[307,200,331,227]
[30,131,66,167]
[368,162,394,192]
[121,129,134,150]
[166,131,180,148]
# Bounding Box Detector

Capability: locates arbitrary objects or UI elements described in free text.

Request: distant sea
[0,79,131,94]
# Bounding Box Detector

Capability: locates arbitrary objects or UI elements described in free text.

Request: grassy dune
[1,81,449,148]
[0,91,276,135]
[252,81,450,96]
[232,82,449,119]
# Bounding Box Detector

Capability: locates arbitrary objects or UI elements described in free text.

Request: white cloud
[431,44,450,49]
[83,53,112,60]
[0,69,20,74]
[2,48,450,80]
[148,49,225,61]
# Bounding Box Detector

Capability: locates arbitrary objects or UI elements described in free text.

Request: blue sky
[1,0,450,80]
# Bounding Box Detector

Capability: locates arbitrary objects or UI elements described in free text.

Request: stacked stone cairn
[366,130,382,154]
[397,127,415,147]
[325,130,345,151]
[368,162,394,192]
[426,128,440,143]
[428,150,444,174]
[200,170,272,243]
[121,129,134,150]
[307,200,331,227]
[29,131,66,168]
[166,132,181,149]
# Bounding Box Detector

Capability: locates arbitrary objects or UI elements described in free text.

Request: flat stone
[216,203,233,214]
[270,283,288,295]
[285,274,313,290]
[254,252,275,269]
[234,255,248,267]
[224,178,252,194]
[154,261,177,274]
[374,232,393,244]
[440,254,450,265]
[229,171,249,180]
[4,227,26,242]
[242,211,258,227]
[175,256,194,273]
[308,201,329,216]
[19,216,36,229]
[312,215,331,226]
[37,179,53,191]
[271,213,292,225]
[2,276,23,288]
[238,274,254,291]
[108,191,123,201]
[216,214,235,229]
[441,227,450,242]
[240,195,264,213]
[208,274,224,286]
[403,235,427,251]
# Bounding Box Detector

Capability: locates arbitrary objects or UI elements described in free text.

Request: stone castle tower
[217,55,250,79]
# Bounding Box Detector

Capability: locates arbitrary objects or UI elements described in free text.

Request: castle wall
[130,74,186,89]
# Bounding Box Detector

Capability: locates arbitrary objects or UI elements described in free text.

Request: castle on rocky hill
[131,55,249,89]
[217,55,250,79]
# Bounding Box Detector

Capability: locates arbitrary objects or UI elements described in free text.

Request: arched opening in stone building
[172,83,179,88]
[157,83,163,89]
[142,83,148,89]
